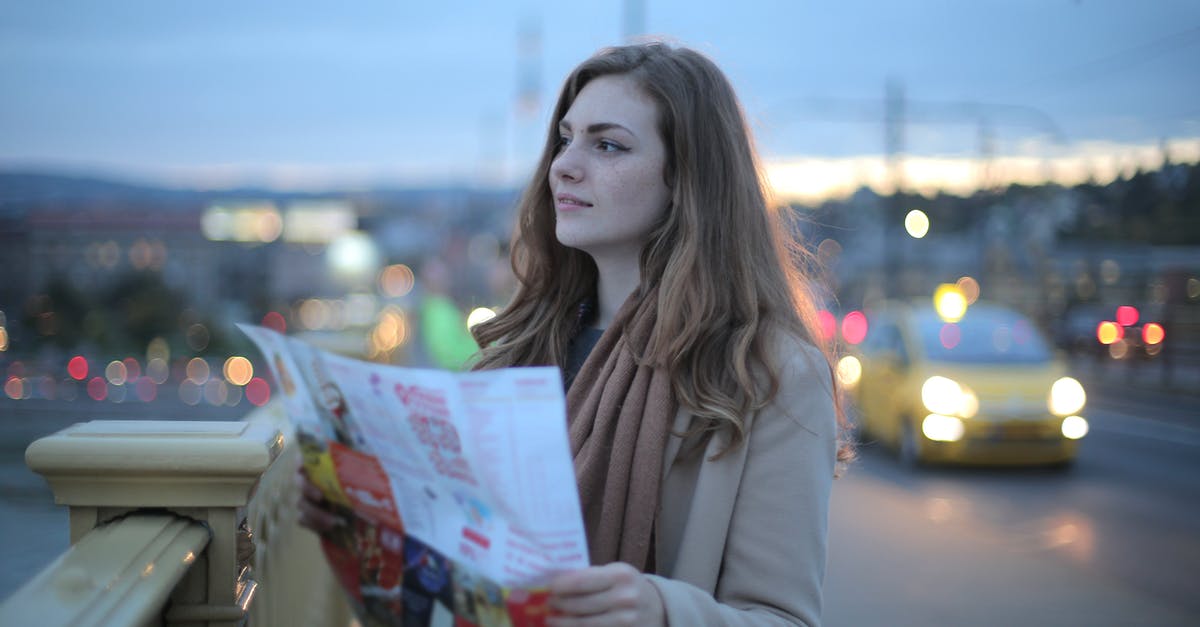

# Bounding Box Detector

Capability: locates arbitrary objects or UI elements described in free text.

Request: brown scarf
[566,289,676,572]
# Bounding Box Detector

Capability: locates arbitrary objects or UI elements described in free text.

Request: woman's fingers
[294,466,344,533]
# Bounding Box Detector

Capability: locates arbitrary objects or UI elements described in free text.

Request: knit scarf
[566,288,676,572]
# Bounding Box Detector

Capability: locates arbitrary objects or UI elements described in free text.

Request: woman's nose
[550,144,582,182]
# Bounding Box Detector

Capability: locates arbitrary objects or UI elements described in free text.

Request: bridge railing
[0,401,351,627]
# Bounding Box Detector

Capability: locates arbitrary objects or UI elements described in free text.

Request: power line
[1019,24,1200,91]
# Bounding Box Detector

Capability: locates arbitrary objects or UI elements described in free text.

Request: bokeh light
[4,377,22,400]
[186,323,210,352]
[1115,305,1139,327]
[148,337,170,362]
[841,311,869,345]
[1188,277,1200,300]
[0,326,8,352]
[66,355,88,380]
[262,311,287,333]
[466,307,497,329]
[904,209,930,238]
[105,360,128,385]
[179,381,202,406]
[87,377,108,401]
[223,356,254,386]
[955,276,980,305]
[940,323,961,349]
[186,358,211,384]
[204,379,229,406]
[836,355,862,387]
[1096,321,1123,345]
[136,377,157,402]
[122,357,141,380]
[299,299,332,330]
[147,357,170,384]
[245,377,271,406]
[934,284,968,323]
[1142,323,1165,345]
[1109,339,1129,359]
[817,310,837,343]
[379,264,416,298]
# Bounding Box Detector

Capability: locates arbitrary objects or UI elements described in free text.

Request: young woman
[300,41,850,627]
[468,42,851,626]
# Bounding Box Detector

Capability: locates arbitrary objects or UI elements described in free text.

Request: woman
[469,42,851,626]
[302,42,850,626]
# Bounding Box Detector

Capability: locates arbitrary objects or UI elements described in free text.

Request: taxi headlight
[922,376,977,418]
[836,355,862,388]
[1061,415,1089,439]
[922,414,965,442]
[1049,377,1087,416]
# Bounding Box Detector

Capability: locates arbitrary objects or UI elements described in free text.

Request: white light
[327,231,382,288]
[466,307,497,329]
[922,414,965,442]
[836,355,862,387]
[922,376,964,416]
[1061,415,1089,440]
[1049,377,1087,416]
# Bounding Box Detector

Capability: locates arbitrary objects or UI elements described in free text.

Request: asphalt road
[1,390,1197,625]
[824,392,1200,626]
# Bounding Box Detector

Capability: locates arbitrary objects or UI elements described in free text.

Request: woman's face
[548,74,671,260]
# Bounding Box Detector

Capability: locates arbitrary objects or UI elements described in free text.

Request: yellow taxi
[841,300,1088,466]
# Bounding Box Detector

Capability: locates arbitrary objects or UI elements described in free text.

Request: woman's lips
[555,194,593,212]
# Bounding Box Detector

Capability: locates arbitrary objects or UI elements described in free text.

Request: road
[824,392,1200,626]
[1,390,1198,625]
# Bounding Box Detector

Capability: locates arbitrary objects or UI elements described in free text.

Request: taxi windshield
[913,306,1053,364]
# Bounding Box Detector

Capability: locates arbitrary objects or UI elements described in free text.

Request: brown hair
[472,42,852,463]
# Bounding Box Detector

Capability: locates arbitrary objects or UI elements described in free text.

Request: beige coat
[645,341,838,627]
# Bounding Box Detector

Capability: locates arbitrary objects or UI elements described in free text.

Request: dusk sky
[2,1,1198,197]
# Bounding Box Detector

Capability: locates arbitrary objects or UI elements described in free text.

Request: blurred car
[843,301,1088,466]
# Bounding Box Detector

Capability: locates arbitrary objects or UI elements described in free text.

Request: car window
[912,307,1052,364]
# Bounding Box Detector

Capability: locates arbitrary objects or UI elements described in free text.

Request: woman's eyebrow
[558,120,636,136]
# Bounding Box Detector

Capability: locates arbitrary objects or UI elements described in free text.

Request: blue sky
[2,0,1198,192]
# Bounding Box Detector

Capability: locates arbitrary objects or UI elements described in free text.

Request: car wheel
[899,420,923,467]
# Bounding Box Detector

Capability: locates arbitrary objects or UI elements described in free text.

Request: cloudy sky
[2,0,1198,195]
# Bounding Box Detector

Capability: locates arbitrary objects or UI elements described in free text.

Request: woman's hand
[294,466,344,534]
[547,562,665,627]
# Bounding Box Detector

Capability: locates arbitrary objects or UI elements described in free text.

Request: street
[1,389,1198,625]
[824,392,1199,626]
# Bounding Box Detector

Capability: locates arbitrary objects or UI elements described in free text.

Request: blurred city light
[122,357,141,380]
[105,360,128,385]
[1061,416,1089,440]
[904,209,930,238]
[179,381,202,406]
[202,203,283,243]
[939,323,961,349]
[817,310,837,343]
[186,323,210,351]
[4,377,21,400]
[922,376,977,418]
[841,311,868,345]
[922,414,964,442]
[1188,278,1200,300]
[87,377,107,401]
[262,311,287,333]
[1115,305,1139,327]
[933,284,967,323]
[0,326,8,352]
[148,337,170,362]
[379,264,416,298]
[67,356,88,380]
[245,377,271,406]
[835,355,862,388]
[1096,321,1123,345]
[223,356,254,386]
[298,299,332,330]
[186,358,211,385]
[1143,323,1165,345]
[466,307,497,329]
[136,377,157,402]
[147,358,170,384]
[955,276,980,304]
[283,202,354,244]
[327,231,382,288]
[1049,377,1087,416]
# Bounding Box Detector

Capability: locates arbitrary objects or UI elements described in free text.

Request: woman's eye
[598,140,625,152]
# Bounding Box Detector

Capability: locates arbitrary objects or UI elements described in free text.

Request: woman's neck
[591,251,642,329]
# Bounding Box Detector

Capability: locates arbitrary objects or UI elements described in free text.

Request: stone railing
[0,401,351,627]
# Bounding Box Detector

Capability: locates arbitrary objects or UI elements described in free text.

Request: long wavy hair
[472,42,851,463]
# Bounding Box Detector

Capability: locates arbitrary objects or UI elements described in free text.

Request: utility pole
[884,79,906,297]
[623,0,645,42]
